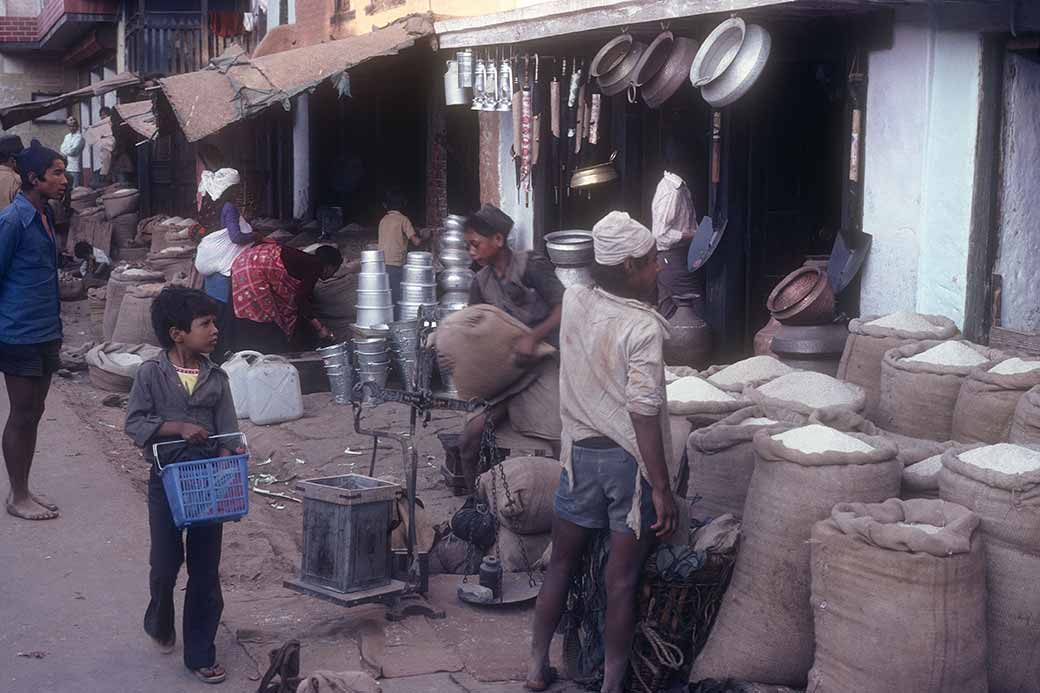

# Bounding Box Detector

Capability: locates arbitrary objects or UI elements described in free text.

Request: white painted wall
[292,92,310,219]
[860,9,983,328]
[995,54,1040,332]
[497,111,534,251]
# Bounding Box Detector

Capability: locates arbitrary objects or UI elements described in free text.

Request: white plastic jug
[223,350,263,419]
[246,355,304,426]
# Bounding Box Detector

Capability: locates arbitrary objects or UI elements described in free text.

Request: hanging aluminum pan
[701,24,772,108]
[598,41,646,97]
[570,151,619,189]
[689,17,746,87]
[633,31,674,87]
[590,34,635,78]
[643,37,700,109]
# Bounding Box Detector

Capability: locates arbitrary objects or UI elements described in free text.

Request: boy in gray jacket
[125,287,237,684]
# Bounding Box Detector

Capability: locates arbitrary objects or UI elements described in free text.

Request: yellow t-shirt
[377,210,416,267]
[175,365,200,395]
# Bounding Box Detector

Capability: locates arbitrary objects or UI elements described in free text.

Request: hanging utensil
[521,54,533,206]
[589,93,601,145]
[688,111,728,271]
[550,58,560,140]
[531,53,543,170]
[485,51,500,112]
[472,52,486,111]
[457,49,474,89]
[575,82,586,154]
[498,50,513,112]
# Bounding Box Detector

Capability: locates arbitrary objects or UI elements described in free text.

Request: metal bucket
[355,306,393,327]
[406,251,434,267]
[356,290,393,308]
[353,337,387,354]
[361,249,385,264]
[357,272,390,292]
[402,264,435,284]
[400,283,436,304]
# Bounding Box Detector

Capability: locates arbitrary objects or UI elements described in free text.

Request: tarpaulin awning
[159,13,434,143]
[0,72,141,130]
[114,100,158,141]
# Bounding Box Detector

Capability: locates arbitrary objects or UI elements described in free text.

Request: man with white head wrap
[526,211,677,693]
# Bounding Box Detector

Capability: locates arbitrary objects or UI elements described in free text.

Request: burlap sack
[898,443,968,500]
[1010,385,1040,445]
[939,444,1040,693]
[147,246,196,281]
[477,456,560,535]
[699,355,793,394]
[88,288,106,341]
[876,340,1004,442]
[667,377,750,417]
[952,361,1040,444]
[690,430,900,687]
[133,214,166,246]
[505,355,562,442]
[492,526,551,572]
[111,282,164,347]
[436,305,554,400]
[837,314,958,420]
[86,342,162,393]
[807,498,987,693]
[686,406,801,520]
[744,372,866,419]
[102,267,165,340]
[110,211,140,249]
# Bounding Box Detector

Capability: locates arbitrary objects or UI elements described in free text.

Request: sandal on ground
[192,664,226,684]
[524,666,557,692]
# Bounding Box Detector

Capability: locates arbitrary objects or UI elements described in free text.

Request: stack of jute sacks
[145,217,202,283]
[682,310,1040,692]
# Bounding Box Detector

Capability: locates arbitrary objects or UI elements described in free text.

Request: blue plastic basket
[161,453,250,528]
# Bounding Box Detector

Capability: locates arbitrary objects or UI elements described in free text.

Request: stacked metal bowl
[352,337,389,400]
[398,252,439,322]
[438,216,473,316]
[316,342,352,404]
[545,230,595,288]
[356,249,394,328]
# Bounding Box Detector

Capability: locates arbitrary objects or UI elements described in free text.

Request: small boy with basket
[125,287,244,684]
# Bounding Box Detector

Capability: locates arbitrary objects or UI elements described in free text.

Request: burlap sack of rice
[807,498,987,693]
[86,342,162,393]
[899,445,967,500]
[102,267,165,340]
[876,340,1004,442]
[744,371,866,420]
[667,376,749,417]
[111,282,165,347]
[837,313,958,421]
[686,406,802,521]
[477,456,560,535]
[312,262,358,336]
[951,358,1040,444]
[699,355,795,393]
[1010,385,1040,445]
[110,211,140,249]
[491,525,552,572]
[690,427,900,687]
[939,443,1040,693]
[147,246,196,281]
[436,304,555,401]
[133,214,166,246]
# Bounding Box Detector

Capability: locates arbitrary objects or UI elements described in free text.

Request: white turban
[198,168,241,201]
[592,211,655,266]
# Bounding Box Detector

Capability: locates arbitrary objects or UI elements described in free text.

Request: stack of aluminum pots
[317,342,352,404]
[353,337,389,401]
[398,252,438,322]
[356,250,394,327]
[388,320,421,392]
[438,215,473,316]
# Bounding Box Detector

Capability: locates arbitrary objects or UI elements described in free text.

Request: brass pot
[570,151,619,189]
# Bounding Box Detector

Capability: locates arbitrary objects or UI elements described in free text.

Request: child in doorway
[73,240,111,282]
[124,287,238,685]
[377,189,421,307]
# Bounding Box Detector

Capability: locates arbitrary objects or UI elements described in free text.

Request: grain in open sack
[1010,385,1040,445]
[701,355,794,392]
[952,358,1040,444]
[667,376,748,417]
[746,371,865,419]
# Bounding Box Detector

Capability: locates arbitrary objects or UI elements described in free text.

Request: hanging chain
[483,412,538,588]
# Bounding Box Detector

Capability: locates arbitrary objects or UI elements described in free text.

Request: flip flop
[192,665,226,684]
[524,666,558,691]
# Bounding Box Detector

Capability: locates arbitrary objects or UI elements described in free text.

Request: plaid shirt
[231,241,302,336]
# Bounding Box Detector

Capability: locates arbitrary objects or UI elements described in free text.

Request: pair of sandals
[151,631,226,684]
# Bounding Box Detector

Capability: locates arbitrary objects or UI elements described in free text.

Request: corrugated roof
[0,72,141,129]
[159,13,434,143]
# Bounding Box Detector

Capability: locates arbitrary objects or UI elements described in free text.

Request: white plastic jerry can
[223,350,263,419]
[246,355,305,426]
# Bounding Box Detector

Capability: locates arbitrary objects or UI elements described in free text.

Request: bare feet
[30,492,58,512]
[6,494,59,521]
[524,664,557,691]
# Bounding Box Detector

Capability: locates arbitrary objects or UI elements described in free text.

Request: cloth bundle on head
[469,203,514,237]
[592,211,655,266]
[198,168,241,201]
[0,135,24,159]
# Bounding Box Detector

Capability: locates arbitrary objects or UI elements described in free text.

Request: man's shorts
[0,339,62,378]
[554,442,656,534]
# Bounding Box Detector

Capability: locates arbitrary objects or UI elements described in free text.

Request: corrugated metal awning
[159,13,434,143]
[0,72,141,129]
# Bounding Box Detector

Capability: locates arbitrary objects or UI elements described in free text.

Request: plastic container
[223,350,263,419]
[246,355,304,425]
[155,434,249,528]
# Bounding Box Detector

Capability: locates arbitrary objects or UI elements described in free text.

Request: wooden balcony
[125,10,263,77]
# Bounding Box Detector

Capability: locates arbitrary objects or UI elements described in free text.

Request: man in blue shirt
[0,140,67,521]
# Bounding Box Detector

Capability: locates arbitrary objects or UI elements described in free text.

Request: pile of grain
[905,341,987,367]
[773,425,874,454]
[742,417,779,426]
[866,311,945,333]
[109,353,145,368]
[896,521,944,534]
[959,443,1040,475]
[757,371,862,410]
[905,454,943,479]
[667,377,735,403]
[707,356,793,387]
[990,357,1040,376]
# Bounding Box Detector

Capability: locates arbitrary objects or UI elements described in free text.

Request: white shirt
[80,247,111,276]
[558,286,673,536]
[650,171,696,251]
[60,132,85,173]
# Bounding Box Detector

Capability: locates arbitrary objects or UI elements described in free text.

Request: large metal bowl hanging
[597,39,647,96]
[633,31,675,88]
[689,17,746,87]
[570,151,619,189]
[642,37,700,109]
[700,23,772,108]
[590,35,635,78]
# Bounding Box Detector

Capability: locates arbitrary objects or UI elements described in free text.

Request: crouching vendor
[458,204,565,491]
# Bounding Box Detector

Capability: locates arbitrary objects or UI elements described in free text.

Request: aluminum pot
[361,249,385,264]
[406,251,434,267]
[360,261,386,276]
[401,284,437,303]
[355,306,393,327]
[438,231,468,253]
[439,248,472,268]
[353,337,388,354]
[633,31,674,87]
[689,17,745,87]
[700,23,772,108]
[570,151,619,189]
[643,37,699,109]
[402,264,435,284]
[545,230,594,267]
[439,268,474,292]
[598,40,646,97]
[357,272,390,292]
[356,290,393,308]
[591,34,635,78]
[445,214,467,231]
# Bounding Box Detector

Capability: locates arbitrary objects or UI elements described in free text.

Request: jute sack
[690,429,900,687]
[686,406,801,520]
[147,246,196,281]
[876,340,1004,442]
[838,314,958,421]
[86,342,162,393]
[899,443,967,500]
[492,526,552,572]
[667,377,750,418]
[436,305,554,400]
[807,498,987,693]
[477,456,560,535]
[952,360,1040,444]
[102,267,165,340]
[505,355,562,442]
[111,282,165,347]
[133,214,165,246]
[1010,385,1040,445]
[110,211,140,249]
[313,262,358,325]
[939,444,1040,693]
[744,371,866,420]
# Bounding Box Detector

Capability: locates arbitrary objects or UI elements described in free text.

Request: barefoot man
[526,211,677,692]
[0,140,68,520]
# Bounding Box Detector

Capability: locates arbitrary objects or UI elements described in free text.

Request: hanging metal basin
[591,34,636,78]
[597,40,646,97]
[569,151,619,190]
[545,230,594,267]
[700,23,772,108]
[689,17,746,87]
[643,37,700,109]
[633,31,675,87]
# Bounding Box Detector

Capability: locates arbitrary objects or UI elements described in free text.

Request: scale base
[283,578,445,621]
[457,573,541,608]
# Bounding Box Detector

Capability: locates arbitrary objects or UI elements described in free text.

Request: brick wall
[0,15,36,41]
[0,0,116,43]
